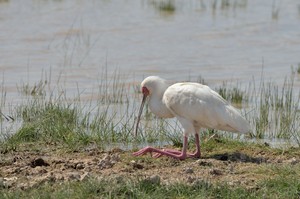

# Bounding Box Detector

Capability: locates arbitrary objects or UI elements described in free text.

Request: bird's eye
[142,86,150,95]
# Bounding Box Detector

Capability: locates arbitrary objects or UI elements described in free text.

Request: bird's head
[140,76,167,96]
[135,76,167,136]
[141,86,150,97]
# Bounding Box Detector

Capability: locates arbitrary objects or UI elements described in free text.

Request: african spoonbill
[133,76,251,160]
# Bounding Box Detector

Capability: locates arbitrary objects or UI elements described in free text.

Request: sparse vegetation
[1,69,300,151]
[1,174,299,198]
[0,68,300,197]
[216,81,248,105]
[249,77,300,141]
[1,138,300,198]
[150,0,176,14]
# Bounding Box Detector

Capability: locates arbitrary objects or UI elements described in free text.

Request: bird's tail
[224,105,252,134]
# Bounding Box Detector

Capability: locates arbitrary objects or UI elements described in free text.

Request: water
[0,0,300,145]
[1,1,299,91]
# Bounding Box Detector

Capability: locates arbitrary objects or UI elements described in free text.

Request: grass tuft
[1,174,300,198]
[1,68,300,153]
[217,82,248,105]
[151,0,176,14]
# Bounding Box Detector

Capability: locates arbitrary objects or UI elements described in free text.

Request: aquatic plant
[1,68,300,152]
[150,0,176,15]
[216,82,248,105]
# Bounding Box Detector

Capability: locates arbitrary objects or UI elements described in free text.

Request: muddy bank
[1,143,299,191]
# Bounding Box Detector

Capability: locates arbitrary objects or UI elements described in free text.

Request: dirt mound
[0,146,298,190]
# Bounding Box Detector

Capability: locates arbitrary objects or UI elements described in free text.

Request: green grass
[0,71,171,152]
[216,81,248,105]
[2,101,90,152]
[214,76,300,144]
[251,77,300,140]
[1,68,300,153]
[1,173,300,199]
[151,0,176,14]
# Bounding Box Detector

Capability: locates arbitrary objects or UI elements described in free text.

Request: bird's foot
[132,146,187,160]
[152,149,200,159]
[152,148,181,158]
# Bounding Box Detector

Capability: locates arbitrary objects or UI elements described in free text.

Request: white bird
[133,76,251,160]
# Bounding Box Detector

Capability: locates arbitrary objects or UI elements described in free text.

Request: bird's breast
[149,96,174,118]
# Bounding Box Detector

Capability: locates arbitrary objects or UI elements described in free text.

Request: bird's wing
[163,82,251,134]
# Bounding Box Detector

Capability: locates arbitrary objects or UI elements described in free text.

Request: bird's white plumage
[134,76,251,160]
[141,76,251,135]
[163,82,251,134]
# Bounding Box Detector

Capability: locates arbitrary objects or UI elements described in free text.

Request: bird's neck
[149,91,174,118]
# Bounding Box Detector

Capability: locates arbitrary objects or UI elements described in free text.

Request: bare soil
[0,143,299,190]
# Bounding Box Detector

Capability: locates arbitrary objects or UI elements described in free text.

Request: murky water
[1,0,300,97]
[0,0,300,149]
[0,0,300,144]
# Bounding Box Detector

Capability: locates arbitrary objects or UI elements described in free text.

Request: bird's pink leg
[132,136,188,160]
[153,133,201,158]
[189,133,201,158]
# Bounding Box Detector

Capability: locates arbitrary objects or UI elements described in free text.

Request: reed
[216,81,248,105]
[1,69,300,152]
[250,77,300,142]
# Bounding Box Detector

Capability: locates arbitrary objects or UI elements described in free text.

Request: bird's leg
[153,134,201,159]
[132,136,188,160]
[188,133,201,158]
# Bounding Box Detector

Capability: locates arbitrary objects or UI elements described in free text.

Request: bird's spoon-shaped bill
[135,93,147,137]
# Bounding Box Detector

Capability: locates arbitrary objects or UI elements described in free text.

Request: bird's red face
[142,86,150,96]
[135,86,150,136]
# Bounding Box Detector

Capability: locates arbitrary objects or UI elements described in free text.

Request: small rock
[98,159,112,169]
[3,177,18,188]
[17,182,28,190]
[76,163,85,170]
[68,172,81,181]
[288,157,298,165]
[98,154,120,169]
[53,159,65,164]
[186,176,196,183]
[209,169,223,176]
[110,154,120,163]
[217,154,229,161]
[130,160,144,169]
[197,160,213,167]
[145,175,160,185]
[233,179,242,185]
[30,157,49,168]
[227,181,234,186]
[183,167,194,174]
[38,168,48,174]
[4,181,14,189]
[264,142,270,147]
